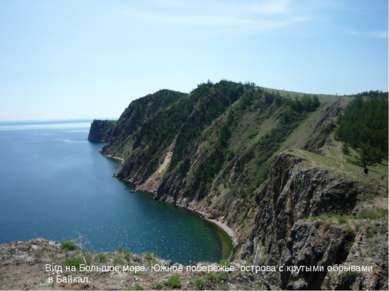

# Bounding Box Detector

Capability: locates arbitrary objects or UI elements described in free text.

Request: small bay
[0,121,231,264]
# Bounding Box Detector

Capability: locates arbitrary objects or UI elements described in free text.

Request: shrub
[193,277,205,289]
[60,240,78,251]
[194,272,228,290]
[166,275,181,289]
[218,259,230,267]
[151,283,164,290]
[128,283,143,290]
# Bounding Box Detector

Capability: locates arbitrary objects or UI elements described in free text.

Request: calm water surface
[0,121,229,263]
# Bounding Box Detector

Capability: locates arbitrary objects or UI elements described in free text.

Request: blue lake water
[0,121,229,264]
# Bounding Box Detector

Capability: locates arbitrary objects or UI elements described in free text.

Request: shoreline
[179,206,238,248]
[102,151,238,258]
[104,153,125,164]
[201,214,238,248]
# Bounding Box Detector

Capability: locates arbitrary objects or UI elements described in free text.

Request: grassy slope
[287,144,387,193]
[277,91,387,194]
[279,95,338,149]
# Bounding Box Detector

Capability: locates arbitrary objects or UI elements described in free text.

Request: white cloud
[121,0,308,32]
[349,30,388,40]
[198,0,294,16]
[254,0,292,14]
[154,0,293,15]
[369,31,388,39]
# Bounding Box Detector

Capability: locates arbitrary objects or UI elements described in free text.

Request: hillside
[88,81,388,290]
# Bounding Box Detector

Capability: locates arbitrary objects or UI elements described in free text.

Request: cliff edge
[84,81,387,290]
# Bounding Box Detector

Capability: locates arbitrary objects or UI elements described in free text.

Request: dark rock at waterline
[88,120,116,143]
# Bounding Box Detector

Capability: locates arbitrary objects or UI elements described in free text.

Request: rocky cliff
[245,152,387,290]
[88,120,116,143]
[88,81,388,290]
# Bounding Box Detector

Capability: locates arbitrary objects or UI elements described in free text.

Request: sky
[0,0,387,120]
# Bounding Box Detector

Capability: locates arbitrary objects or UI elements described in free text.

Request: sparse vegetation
[307,207,387,229]
[189,273,229,290]
[357,208,388,220]
[143,251,157,264]
[113,251,127,265]
[203,272,229,289]
[289,148,388,191]
[307,213,352,224]
[192,277,206,289]
[60,240,78,251]
[165,274,182,289]
[63,256,83,270]
[128,283,143,290]
[150,282,164,290]
[95,253,107,263]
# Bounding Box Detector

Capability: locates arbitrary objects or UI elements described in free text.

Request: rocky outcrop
[323,221,388,290]
[244,153,388,290]
[88,120,116,143]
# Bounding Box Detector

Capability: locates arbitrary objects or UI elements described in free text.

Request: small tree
[342,143,350,155]
[358,143,382,174]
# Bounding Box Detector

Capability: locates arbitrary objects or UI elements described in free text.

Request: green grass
[150,283,164,290]
[192,277,206,290]
[307,213,352,224]
[287,145,388,192]
[357,208,388,220]
[128,283,143,290]
[63,256,83,270]
[95,253,107,263]
[279,99,337,151]
[117,248,133,262]
[202,272,229,289]
[112,248,133,265]
[60,240,78,251]
[165,275,181,289]
[306,207,387,233]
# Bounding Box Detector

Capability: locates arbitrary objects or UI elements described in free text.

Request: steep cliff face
[88,120,116,143]
[103,82,325,202]
[245,153,387,289]
[88,81,388,289]
[96,82,328,244]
